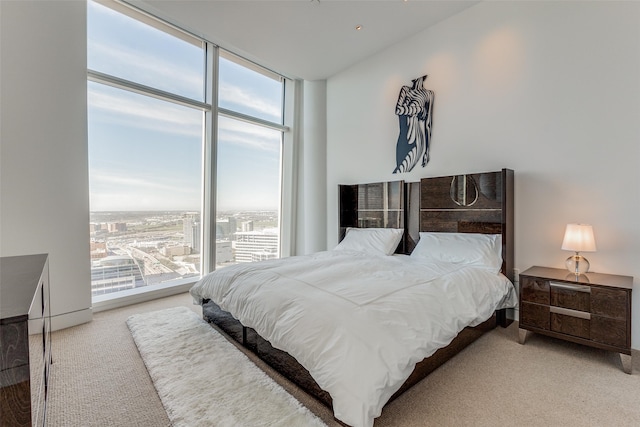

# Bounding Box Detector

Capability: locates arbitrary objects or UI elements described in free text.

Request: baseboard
[92,282,194,313]
[43,283,194,332]
[50,307,93,332]
[632,349,640,373]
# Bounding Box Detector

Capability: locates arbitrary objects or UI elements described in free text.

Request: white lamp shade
[561,223,597,252]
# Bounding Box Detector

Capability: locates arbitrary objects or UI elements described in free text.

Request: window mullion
[218,107,289,133]
[88,69,210,112]
[203,42,218,274]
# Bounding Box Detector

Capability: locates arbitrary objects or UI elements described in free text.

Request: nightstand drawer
[550,307,590,340]
[591,315,628,348]
[521,277,550,305]
[550,282,590,312]
[592,287,627,320]
[520,302,549,330]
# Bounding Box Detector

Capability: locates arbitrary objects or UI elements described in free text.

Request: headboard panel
[418,169,514,281]
[338,181,406,253]
[338,169,514,282]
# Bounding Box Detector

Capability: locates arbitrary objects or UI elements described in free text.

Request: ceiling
[139,0,479,80]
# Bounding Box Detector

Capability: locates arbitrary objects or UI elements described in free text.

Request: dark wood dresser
[519,266,633,373]
[0,254,51,426]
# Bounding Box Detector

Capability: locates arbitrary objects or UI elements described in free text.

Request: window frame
[88,0,294,306]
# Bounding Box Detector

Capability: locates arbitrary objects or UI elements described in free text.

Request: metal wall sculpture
[392,75,434,174]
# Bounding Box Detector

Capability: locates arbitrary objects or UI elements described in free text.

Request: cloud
[91,172,193,193]
[88,85,203,137]
[218,116,281,152]
[90,191,199,212]
[88,41,203,99]
[219,85,281,121]
[90,170,201,211]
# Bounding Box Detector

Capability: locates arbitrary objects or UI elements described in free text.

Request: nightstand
[519,266,633,373]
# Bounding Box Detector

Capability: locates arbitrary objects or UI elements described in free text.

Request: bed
[190,169,515,427]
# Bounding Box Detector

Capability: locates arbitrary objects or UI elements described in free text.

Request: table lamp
[561,223,596,274]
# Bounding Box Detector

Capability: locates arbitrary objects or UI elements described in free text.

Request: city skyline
[90,208,280,296]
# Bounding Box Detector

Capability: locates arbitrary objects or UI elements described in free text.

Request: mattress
[190,250,517,427]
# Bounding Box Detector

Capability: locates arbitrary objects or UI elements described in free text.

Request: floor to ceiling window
[87,1,287,299]
[215,51,285,267]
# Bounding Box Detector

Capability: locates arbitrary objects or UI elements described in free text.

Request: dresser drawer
[520,302,550,330]
[520,277,550,305]
[550,282,590,312]
[550,307,590,340]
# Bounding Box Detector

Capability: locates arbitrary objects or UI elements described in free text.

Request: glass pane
[87,0,204,101]
[216,116,282,267]
[219,53,283,124]
[357,182,403,215]
[88,82,203,296]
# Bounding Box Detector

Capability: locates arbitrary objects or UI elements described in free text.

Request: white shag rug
[127,306,327,427]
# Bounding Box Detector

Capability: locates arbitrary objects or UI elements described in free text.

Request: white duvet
[190,250,517,427]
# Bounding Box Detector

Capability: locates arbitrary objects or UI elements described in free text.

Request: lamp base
[565,254,590,275]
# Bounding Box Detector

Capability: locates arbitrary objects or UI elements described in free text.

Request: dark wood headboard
[339,169,514,281]
[412,169,514,282]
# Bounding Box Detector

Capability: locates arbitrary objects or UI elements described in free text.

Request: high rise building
[234,230,279,263]
[228,217,237,237]
[183,213,201,252]
[216,216,238,241]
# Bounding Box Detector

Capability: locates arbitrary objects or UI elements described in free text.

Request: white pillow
[410,232,503,273]
[334,228,404,256]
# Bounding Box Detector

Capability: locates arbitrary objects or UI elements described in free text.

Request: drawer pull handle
[550,282,591,293]
[550,306,591,320]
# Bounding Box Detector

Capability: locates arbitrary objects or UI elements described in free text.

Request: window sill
[92,277,197,313]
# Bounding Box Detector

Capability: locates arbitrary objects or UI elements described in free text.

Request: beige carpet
[48,292,640,426]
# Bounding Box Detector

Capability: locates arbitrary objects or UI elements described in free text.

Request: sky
[87,1,283,212]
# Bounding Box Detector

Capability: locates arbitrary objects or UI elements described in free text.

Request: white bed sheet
[190,250,517,427]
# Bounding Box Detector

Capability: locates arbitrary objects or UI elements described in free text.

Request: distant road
[128,246,173,275]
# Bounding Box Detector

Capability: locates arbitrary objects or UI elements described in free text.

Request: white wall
[327,2,640,346]
[0,1,92,329]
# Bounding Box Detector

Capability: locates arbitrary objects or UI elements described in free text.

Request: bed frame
[201,168,514,420]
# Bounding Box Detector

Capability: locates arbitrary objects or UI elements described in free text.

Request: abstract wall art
[392,75,434,174]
